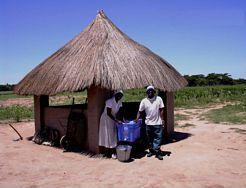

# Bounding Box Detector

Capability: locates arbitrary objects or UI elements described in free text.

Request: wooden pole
[34,95,49,133]
[87,86,110,153]
[165,92,174,135]
[159,91,174,139]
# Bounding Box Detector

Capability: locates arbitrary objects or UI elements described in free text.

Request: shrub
[0,105,33,122]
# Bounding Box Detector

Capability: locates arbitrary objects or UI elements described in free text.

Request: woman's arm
[107,107,121,123]
[116,107,124,122]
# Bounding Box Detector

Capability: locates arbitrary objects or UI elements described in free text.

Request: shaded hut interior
[14,11,187,153]
[33,88,175,153]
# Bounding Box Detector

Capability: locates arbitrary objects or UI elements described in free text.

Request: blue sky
[0,0,246,84]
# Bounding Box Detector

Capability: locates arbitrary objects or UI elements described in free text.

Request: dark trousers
[146,125,163,153]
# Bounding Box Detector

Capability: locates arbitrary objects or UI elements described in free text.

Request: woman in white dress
[99,90,124,159]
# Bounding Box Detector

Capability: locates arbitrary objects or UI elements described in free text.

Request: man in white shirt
[135,86,165,160]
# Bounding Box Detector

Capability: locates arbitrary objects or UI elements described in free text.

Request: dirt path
[0,98,33,108]
[0,116,245,188]
[0,96,71,108]
[175,103,233,127]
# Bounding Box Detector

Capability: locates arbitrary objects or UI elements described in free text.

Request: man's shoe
[156,155,163,160]
[147,152,155,157]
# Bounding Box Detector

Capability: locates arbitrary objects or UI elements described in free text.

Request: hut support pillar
[87,86,110,154]
[164,92,174,136]
[34,95,49,133]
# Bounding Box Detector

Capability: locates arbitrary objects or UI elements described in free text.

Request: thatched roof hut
[14,10,187,95]
[14,11,187,154]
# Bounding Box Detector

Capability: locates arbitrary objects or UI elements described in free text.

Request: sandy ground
[0,96,71,108]
[0,98,33,108]
[0,107,246,188]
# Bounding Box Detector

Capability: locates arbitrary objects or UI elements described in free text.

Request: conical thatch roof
[14,10,187,95]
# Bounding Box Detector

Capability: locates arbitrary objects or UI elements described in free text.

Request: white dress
[99,97,122,148]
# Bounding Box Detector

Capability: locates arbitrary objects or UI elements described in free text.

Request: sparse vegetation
[229,128,246,135]
[49,91,87,106]
[0,85,245,123]
[202,99,246,124]
[179,123,196,128]
[0,105,33,122]
[175,114,190,121]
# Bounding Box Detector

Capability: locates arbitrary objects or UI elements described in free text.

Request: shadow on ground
[164,131,192,145]
[25,130,192,163]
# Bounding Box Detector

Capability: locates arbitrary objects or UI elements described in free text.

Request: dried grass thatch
[14,10,187,95]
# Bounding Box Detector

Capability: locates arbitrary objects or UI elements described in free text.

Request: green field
[0,85,245,123]
[174,84,246,108]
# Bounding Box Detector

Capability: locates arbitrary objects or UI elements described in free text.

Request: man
[135,86,165,160]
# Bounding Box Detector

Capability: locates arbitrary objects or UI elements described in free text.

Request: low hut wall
[42,102,140,150]
[43,104,87,137]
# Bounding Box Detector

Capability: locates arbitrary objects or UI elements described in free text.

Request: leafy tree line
[0,73,246,91]
[0,84,15,91]
[184,73,246,87]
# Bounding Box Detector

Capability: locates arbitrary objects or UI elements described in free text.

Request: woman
[99,90,124,159]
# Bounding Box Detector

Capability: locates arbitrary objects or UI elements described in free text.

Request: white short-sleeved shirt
[105,97,122,116]
[139,96,164,125]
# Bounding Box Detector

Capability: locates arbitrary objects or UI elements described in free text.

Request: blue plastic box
[117,119,142,142]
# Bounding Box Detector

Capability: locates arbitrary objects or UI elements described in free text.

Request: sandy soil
[0,96,70,108]
[0,107,246,188]
[0,98,33,108]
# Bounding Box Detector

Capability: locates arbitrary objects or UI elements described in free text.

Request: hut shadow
[158,150,172,157]
[26,136,33,141]
[26,132,191,161]
[131,148,172,160]
[130,143,172,160]
[126,131,192,161]
[163,131,192,145]
[131,149,148,159]
[130,131,192,160]
[63,147,111,159]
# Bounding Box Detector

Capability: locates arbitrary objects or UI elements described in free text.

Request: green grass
[175,114,190,121]
[0,105,33,122]
[175,84,246,108]
[49,91,87,106]
[174,114,191,127]
[202,99,246,124]
[123,89,146,102]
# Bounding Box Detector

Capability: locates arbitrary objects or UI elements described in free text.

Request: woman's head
[114,90,123,102]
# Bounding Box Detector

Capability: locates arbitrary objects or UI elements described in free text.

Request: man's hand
[135,111,142,123]
[161,119,165,126]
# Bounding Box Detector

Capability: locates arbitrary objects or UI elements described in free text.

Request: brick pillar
[87,86,110,153]
[34,95,49,133]
[164,92,174,135]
